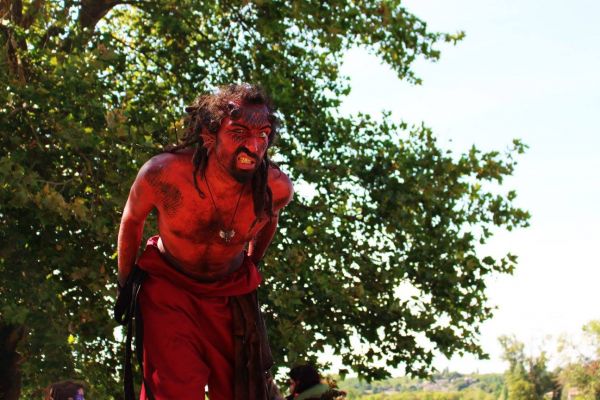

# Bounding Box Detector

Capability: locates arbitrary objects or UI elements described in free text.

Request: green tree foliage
[1,0,529,396]
[499,336,558,400]
[559,321,600,400]
[356,392,497,400]
[338,372,503,399]
[359,393,463,400]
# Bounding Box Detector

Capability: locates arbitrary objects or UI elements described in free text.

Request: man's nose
[246,137,260,153]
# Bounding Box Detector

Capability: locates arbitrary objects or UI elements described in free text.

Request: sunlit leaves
[1,0,529,396]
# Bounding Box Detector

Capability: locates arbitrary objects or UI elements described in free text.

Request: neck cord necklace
[202,172,246,243]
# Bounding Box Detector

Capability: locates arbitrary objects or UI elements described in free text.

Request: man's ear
[200,126,216,154]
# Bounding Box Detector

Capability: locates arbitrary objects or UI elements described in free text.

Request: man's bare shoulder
[138,150,193,181]
[268,164,294,211]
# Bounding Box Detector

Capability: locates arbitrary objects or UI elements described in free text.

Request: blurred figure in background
[286,365,345,400]
[44,380,85,400]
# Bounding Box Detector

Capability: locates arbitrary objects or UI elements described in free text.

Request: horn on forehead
[227,101,241,120]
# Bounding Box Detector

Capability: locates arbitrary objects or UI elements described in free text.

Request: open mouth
[236,154,257,168]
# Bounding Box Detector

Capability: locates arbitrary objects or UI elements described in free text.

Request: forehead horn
[227,101,241,120]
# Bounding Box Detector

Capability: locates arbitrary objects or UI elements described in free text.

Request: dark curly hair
[168,83,279,218]
[44,380,85,400]
[289,364,321,394]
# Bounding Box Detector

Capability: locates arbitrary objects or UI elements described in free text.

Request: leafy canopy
[0,0,528,397]
[559,321,600,399]
[499,335,557,400]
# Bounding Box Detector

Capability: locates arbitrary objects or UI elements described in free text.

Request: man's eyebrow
[230,122,271,130]
[230,122,249,129]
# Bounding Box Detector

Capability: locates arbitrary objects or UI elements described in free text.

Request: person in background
[44,380,85,400]
[286,365,345,400]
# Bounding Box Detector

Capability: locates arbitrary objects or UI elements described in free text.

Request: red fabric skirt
[137,236,262,400]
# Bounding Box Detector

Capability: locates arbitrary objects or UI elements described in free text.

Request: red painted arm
[248,167,294,265]
[248,214,279,265]
[117,162,156,286]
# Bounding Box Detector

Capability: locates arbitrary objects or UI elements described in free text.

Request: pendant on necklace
[219,229,236,243]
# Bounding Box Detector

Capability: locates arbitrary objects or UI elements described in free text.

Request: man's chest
[156,186,268,245]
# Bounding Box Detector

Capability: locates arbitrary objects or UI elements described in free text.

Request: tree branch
[78,0,116,29]
[21,0,44,28]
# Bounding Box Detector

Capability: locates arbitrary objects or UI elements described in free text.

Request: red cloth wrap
[136,236,262,400]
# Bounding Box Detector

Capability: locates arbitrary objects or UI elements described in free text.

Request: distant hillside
[336,371,505,400]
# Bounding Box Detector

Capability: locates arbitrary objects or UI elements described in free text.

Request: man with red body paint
[117,84,293,400]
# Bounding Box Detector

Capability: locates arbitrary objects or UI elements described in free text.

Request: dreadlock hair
[167,83,279,219]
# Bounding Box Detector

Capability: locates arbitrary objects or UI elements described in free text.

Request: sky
[339,0,600,374]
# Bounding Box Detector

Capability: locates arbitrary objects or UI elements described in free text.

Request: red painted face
[214,103,271,182]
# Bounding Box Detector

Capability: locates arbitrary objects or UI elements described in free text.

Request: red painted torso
[142,149,289,280]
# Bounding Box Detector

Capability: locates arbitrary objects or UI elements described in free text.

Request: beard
[230,168,254,183]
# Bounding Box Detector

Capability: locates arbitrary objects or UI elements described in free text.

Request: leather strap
[114,265,154,400]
